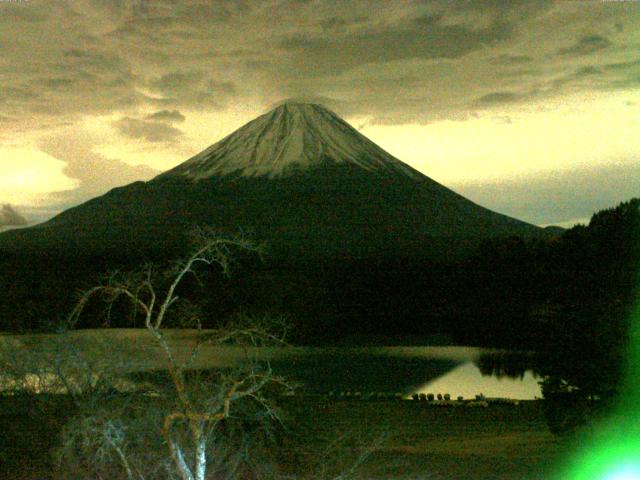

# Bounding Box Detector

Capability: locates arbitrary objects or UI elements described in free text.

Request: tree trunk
[195,435,207,480]
[173,442,195,480]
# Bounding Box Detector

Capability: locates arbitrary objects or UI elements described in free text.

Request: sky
[1,0,639,229]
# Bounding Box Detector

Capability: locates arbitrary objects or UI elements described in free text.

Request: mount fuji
[0,102,559,337]
[160,102,420,179]
[0,102,544,260]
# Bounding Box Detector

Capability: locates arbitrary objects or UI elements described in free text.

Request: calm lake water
[415,362,541,400]
[0,331,542,399]
[268,347,541,399]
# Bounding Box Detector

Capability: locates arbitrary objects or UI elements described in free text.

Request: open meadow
[0,329,574,479]
[1,394,574,480]
[280,398,572,480]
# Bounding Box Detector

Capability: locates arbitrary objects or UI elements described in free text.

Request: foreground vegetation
[0,199,637,478]
[1,394,572,480]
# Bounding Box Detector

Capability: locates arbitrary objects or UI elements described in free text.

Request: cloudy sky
[1,0,638,229]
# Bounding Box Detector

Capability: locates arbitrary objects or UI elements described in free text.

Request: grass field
[0,394,574,480]
[280,398,572,480]
[0,330,574,478]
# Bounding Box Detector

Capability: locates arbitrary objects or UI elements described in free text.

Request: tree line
[1,198,637,360]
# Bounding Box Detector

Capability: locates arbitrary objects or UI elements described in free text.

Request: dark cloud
[0,204,28,227]
[257,1,561,122]
[203,80,237,97]
[320,15,369,31]
[494,68,538,80]
[92,0,251,27]
[575,65,602,78]
[269,91,444,126]
[60,48,131,74]
[490,54,533,65]
[453,0,553,14]
[279,18,515,75]
[150,71,202,95]
[610,77,640,90]
[455,162,640,226]
[113,117,183,143]
[147,72,237,108]
[244,59,271,70]
[604,59,640,71]
[476,91,521,105]
[0,15,139,121]
[2,85,40,101]
[548,66,603,91]
[548,58,639,95]
[0,0,637,135]
[269,95,345,109]
[0,4,48,23]
[558,35,611,57]
[145,109,186,123]
[43,78,76,89]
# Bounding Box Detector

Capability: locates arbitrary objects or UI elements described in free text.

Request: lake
[0,330,542,399]
[267,346,541,399]
[415,362,541,400]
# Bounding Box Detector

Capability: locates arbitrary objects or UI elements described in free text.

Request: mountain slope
[0,102,543,260]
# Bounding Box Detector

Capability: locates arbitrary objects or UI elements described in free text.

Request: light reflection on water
[270,347,541,399]
[415,362,541,400]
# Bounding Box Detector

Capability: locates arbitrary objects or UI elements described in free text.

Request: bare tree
[67,229,291,480]
[2,229,386,480]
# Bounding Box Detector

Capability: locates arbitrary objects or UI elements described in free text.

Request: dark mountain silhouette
[0,103,545,260]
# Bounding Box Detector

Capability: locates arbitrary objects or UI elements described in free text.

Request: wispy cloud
[38,131,160,211]
[455,162,640,226]
[0,0,636,128]
[558,34,611,57]
[476,91,522,105]
[145,110,186,123]
[146,72,237,109]
[0,204,28,227]
[113,116,184,143]
[489,54,533,65]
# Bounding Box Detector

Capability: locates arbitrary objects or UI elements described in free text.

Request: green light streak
[564,436,640,480]
[560,280,640,479]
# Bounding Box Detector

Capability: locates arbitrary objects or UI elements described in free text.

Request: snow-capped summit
[161,102,419,179]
